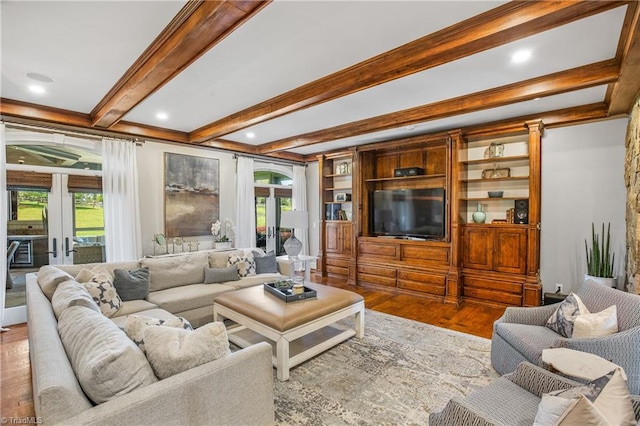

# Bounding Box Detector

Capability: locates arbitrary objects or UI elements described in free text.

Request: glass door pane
[255,196,267,252]
[71,192,105,264]
[275,196,292,256]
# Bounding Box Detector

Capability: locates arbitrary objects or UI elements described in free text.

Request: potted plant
[211,218,235,249]
[584,222,616,287]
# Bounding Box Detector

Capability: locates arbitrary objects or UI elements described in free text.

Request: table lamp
[280,210,308,258]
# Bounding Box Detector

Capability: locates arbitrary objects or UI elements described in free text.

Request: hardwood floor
[0,278,506,420]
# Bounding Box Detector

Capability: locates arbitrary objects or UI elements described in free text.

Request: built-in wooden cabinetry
[317,122,542,307]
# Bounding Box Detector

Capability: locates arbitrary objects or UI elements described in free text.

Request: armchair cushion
[495,323,561,365]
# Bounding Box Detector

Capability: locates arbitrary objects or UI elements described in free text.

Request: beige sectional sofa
[27,248,287,425]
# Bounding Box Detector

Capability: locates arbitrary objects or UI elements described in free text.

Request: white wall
[136,141,236,256]
[306,161,320,260]
[541,118,627,293]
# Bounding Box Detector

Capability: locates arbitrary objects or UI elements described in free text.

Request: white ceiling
[0,1,632,157]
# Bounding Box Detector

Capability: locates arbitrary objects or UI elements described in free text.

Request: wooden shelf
[324,201,352,204]
[325,173,351,178]
[461,196,528,201]
[460,155,529,165]
[324,187,352,191]
[366,173,446,183]
[462,176,529,183]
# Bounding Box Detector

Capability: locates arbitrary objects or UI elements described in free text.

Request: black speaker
[514,199,529,224]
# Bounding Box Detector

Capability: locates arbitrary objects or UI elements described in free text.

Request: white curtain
[234,156,256,248]
[102,138,141,261]
[0,123,7,329]
[292,165,308,256]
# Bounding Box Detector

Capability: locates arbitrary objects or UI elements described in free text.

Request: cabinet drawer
[357,272,396,287]
[326,257,350,268]
[463,286,522,306]
[401,245,449,266]
[327,265,349,277]
[464,276,522,294]
[397,270,446,295]
[357,264,396,278]
[358,242,397,259]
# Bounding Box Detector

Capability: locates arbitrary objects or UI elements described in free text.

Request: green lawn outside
[17,201,104,237]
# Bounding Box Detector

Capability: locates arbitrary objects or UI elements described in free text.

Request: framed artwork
[164,153,219,237]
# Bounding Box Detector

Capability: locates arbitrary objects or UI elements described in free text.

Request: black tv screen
[370,188,445,239]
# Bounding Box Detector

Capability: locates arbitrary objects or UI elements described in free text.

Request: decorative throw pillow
[51,279,100,319]
[546,293,589,338]
[113,267,150,301]
[227,252,256,277]
[124,314,193,354]
[204,265,239,284]
[57,305,157,404]
[253,251,278,274]
[83,273,122,318]
[572,305,618,339]
[143,322,231,379]
[75,264,113,283]
[533,368,635,426]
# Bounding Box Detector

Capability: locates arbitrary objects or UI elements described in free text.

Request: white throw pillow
[124,314,193,354]
[572,305,618,339]
[534,368,635,426]
[82,272,122,318]
[143,322,231,379]
[58,305,157,404]
[51,279,100,319]
[227,252,256,277]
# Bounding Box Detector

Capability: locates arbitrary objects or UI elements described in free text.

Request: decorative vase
[214,241,232,250]
[584,274,617,288]
[472,203,486,224]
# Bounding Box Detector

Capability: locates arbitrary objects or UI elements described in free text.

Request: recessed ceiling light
[156,112,168,120]
[26,72,54,83]
[512,49,532,64]
[28,85,46,94]
[246,132,255,139]
[534,97,541,101]
[405,125,416,131]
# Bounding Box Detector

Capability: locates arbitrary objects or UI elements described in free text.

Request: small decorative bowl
[488,191,504,198]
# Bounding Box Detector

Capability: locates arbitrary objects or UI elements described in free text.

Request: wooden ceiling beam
[190,0,626,143]
[258,60,620,154]
[607,2,640,115]
[90,0,271,128]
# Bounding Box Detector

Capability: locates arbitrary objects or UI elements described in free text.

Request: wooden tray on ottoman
[264,282,317,302]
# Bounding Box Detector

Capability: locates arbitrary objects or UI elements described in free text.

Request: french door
[255,187,292,254]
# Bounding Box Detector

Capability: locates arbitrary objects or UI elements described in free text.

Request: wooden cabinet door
[462,227,493,270]
[326,223,340,254]
[493,228,527,274]
[341,223,353,256]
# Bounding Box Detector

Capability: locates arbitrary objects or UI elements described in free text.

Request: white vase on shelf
[214,241,232,250]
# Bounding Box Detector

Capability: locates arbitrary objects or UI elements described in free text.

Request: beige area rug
[271,309,499,425]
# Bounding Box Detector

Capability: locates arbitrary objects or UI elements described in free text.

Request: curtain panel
[235,156,256,248]
[292,165,308,256]
[102,139,141,262]
[1,124,8,328]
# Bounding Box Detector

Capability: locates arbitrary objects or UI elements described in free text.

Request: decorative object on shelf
[337,162,350,175]
[584,222,617,287]
[484,142,505,159]
[281,210,308,258]
[334,192,351,202]
[514,199,529,224]
[172,237,184,253]
[482,167,511,179]
[211,218,235,247]
[488,191,504,198]
[165,153,219,237]
[472,203,487,224]
[492,219,507,224]
[325,203,341,220]
[153,233,167,255]
[214,241,232,250]
[506,208,515,223]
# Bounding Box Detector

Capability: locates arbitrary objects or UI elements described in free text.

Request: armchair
[491,279,640,394]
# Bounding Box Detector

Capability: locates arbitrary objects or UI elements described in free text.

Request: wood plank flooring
[0,279,506,420]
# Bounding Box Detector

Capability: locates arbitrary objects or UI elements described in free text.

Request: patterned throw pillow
[227,252,256,277]
[82,272,122,318]
[124,314,193,354]
[545,293,589,338]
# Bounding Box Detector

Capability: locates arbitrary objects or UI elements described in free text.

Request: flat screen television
[369,188,445,239]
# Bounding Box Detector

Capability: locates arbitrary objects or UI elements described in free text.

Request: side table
[276,255,317,282]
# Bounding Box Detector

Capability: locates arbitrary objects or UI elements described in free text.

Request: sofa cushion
[37,265,74,301]
[51,279,100,319]
[111,299,159,318]
[546,293,589,338]
[141,252,209,292]
[58,305,157,404]
[147,283,235,313]
[57,261,140,279]
[144,322,230,379]
[113,267,149,301]
[227,252,255,277]
[209,249,242,268]
[76,264,114,282]
[495,323,562,365]
[82,273,122,318]
[572,305,618,339]
[124,314,193,354]
[253,251,278,274]
[111,308,177,329]
[204,265,239,284]
[226,273,284,290]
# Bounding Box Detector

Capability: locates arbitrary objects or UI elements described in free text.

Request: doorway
[254,168,292,255]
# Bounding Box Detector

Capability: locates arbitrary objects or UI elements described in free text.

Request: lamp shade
[280,210,308,229]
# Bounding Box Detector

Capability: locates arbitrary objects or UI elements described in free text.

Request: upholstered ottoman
[213,283,364,381]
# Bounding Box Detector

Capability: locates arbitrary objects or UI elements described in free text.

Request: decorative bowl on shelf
[488,191,504,198]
